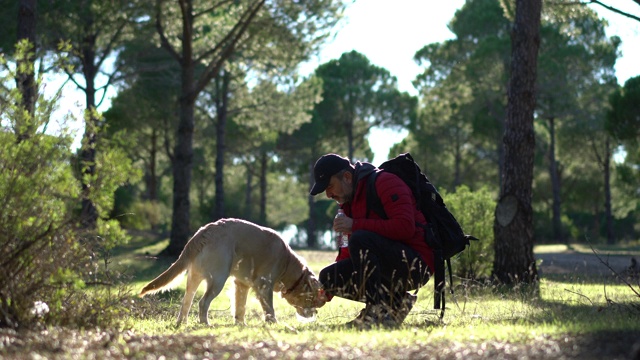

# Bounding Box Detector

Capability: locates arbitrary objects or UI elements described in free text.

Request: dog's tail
[138,253,190,297]
[138,233,205,297]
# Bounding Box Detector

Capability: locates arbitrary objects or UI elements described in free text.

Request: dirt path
[537,250,637,277]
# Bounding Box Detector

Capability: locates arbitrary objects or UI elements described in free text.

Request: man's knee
[348,230,373,250]
[319,265,332,285]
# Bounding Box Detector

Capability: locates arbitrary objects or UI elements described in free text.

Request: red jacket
[335,162,434,273]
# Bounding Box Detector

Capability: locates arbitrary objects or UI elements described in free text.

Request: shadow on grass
[108,230,177,283]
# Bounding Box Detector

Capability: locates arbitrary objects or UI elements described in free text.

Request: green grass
[93,233,640,358]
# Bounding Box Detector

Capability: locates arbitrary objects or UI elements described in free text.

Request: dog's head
[281,270,327,320]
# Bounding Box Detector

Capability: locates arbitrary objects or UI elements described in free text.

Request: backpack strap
[365,171,387,219]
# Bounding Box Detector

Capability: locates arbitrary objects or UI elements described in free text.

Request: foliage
[442,186,496,279]
[117,200,172,232]
[609,99,639,145]
[314,50,417,160]
[0,48,138,329]
[409,0,638,244]
[607,75,640,157]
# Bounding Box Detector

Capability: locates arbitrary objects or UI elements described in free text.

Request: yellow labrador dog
[139,218,327,326]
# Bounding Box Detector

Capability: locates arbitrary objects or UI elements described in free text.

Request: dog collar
[283,268,308,295]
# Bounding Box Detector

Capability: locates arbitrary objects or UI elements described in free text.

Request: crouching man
[309,154,433,328]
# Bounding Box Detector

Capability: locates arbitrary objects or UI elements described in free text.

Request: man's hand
[333,215,353,234]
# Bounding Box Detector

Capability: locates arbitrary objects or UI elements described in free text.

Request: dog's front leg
[254,279,277,323]
[234,279,250,325]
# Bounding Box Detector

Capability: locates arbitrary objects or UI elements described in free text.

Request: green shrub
[0,48,139,329]
[441,185,496,280]
[119,200,171,231]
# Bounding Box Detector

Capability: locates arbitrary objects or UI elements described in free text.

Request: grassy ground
[1,233,639,359]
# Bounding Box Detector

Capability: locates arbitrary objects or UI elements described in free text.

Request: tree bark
[15,0,37,141]
[214,70,230,221]
[259,150,268,225]
[244,162,253,219]
[147,128,158,201]
[604,136,615,244]
[307,156,318,248]
[492,0,542,285]
[79,22,100,229]
[166,71,196,255]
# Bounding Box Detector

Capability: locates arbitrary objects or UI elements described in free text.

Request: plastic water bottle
[335,209,348,248]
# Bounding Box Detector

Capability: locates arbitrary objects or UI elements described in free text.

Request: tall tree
[607,76,640,143]
[235,77,321,225]
[15,0,37,141]
[277,108,333,248]
[535,5,617,243]
[41,0,141,228]
[411,0,511,191]
[155,0,342,256]
[492,0,542,284]
[606,77,639,238]
[299,51,416,247]
[315,50,416,161]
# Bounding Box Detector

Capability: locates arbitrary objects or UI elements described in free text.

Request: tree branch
[194,2,257,63]
[64,71,86,92]
[163,116,174,162]
[193,0,236,19]
[552,0,640,22]
[589,243,640,298]
[96,21,126,72]
[195,0,266,95]
[96,62,123,108]
[155,0,181,63]
[586,0,640,22]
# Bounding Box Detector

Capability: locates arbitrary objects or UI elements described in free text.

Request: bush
[0,49,139,329]
[119,200,171,231]
[0,130,83,328]
[441,185,496,280]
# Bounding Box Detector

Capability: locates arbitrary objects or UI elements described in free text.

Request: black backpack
[365,153,478,318]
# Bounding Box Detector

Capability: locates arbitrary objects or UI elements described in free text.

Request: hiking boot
[345,305,398,329]
[391,292,417,324]
[345,305,369,325]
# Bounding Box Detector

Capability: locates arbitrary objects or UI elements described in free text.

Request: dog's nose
[300,307,316,318]
[296,308,318,323]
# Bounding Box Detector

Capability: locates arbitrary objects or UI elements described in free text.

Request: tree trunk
[244,162,253,220]
[79,26,100,229]
[159,0,265,257]
[259,150,268,225]
[497,130,505,191]
[604,137,615,244]
[214,70,230,221]
[307,156,318,248]
[147,128,158,201]
[547,116,564,244]
[453,131,462,188]
[492,0,541,285]
[15,0,37,141]
[165,45,196,256]
[346,99,355,160]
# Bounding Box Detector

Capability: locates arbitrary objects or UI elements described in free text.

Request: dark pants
[319,230,430,309]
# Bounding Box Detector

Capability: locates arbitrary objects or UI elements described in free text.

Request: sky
[299,0,640,165]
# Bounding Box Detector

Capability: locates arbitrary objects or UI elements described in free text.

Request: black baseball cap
[309,154,351,195]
